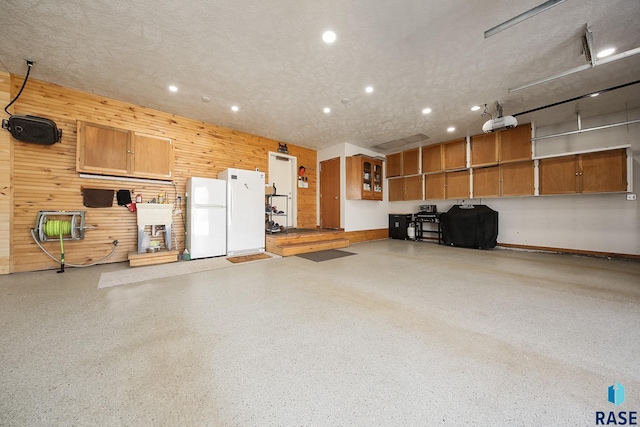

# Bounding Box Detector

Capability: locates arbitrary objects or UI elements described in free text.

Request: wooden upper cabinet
[443,138,467,170]
[77,122,130,175]
[473,166,500,198]
[539,155,579,195]
[402,148,420,175]
[539,149,627,195]
[501,161,534,196]
[131,132,174,179]
[580,149,627,193]
[422,144,442,173]
[388,176,423,201]
[424,172,445,200]
[404,175,423,200]
[386,152,402,177]
[474,161,534,198]
[388,177,404,201]
[446,170,470,199]
[77,121,174,180]
[471,124,532,167]
[471,133,498,167]
[500,124,532,163]
[346,156,383,200]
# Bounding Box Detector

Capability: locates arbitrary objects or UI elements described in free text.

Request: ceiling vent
[373,134,429,151]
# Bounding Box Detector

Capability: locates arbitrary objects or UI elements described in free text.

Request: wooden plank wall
[8,75,317,273]
[0,72,11,274]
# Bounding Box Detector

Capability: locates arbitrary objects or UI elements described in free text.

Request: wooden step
[266,228,350,256]
[269,238,350,257]
[128,250,179,267]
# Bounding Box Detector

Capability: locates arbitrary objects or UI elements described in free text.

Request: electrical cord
[4,61,33,116]
[30,228,118,268]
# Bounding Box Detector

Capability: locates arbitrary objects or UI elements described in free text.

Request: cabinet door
[473,166,500,198]
[424,173,445,200]
[539,155,578,195]
[345,156,362,200]
[131,132,174,179]
[471,133,498,167]
[388,177,404,201]
[77,122,130,175]
[443,138,466,170]
[501,161,534,196]
[402,148,420,175]
[372,161,383,200]
[499,124,531,163]
[580,149,627,193]
[386,152,402,177]
[446,170,470,199]
[422,144,442,173]
[404,175,423,200]
[362,159,374,199]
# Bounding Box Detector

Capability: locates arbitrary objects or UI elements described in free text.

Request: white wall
[390,110,640,256]
[317,143,389,231]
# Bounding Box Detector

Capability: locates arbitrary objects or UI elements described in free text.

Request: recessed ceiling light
[422,108,432,115]
[590,92,600,97]
[470,105,481,111]
[323,107,331,114]
[596,48,615,59]
[322,30,336,44]
[447,127,455,132]
[365,86,374,94]
[168,85,178,92]
[231,105,239,112]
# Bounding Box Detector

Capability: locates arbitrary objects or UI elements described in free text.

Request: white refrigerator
[218,168,265,256]
[186,177,227,259]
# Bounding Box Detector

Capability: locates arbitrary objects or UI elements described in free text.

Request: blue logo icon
[608,382,625,406]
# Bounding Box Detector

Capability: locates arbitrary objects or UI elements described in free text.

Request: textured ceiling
[1,0,639,153]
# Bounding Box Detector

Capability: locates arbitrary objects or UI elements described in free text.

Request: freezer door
[226,170,265,254]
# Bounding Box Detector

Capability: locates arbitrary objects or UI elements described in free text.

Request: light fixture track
[484,0,566,39]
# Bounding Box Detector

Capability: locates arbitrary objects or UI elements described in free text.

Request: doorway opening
[268,152,297,228]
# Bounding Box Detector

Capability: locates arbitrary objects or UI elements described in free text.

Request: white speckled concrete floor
[1,240,639,426]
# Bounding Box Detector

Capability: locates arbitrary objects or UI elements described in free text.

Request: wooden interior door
[320,157,341,229]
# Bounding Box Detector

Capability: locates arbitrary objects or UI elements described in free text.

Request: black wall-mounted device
[2,115,62,145]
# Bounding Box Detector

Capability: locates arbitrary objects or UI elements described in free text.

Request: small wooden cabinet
[424,170,470,200]
[346,155,383,200]
[388,176,423,201]
[471,124,531,167]
[386,152,403,177]
[443,138,467,170]
[539,148,627,195]
[402,148,420,175]
[422,144,442,173]
[473,161,534,198]
[77,122,174,180]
